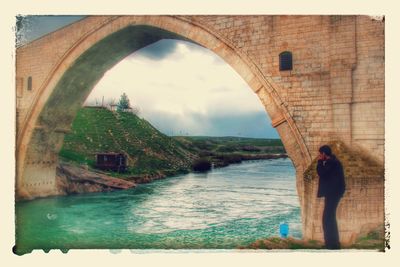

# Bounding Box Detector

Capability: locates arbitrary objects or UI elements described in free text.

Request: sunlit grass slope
[60,107,194,176]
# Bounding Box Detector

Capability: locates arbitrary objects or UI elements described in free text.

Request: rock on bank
[56,163,136,194]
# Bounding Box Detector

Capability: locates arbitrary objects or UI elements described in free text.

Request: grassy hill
[60,107,195,177]
[60,107,286,178]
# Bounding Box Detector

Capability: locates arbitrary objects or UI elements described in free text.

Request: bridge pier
[303,141,384,244]
[17,127,66,199]
[18,160,59,199]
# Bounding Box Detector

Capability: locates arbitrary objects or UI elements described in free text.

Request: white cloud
[87,39,275,137]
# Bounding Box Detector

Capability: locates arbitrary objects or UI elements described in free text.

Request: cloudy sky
[18,15,279,138]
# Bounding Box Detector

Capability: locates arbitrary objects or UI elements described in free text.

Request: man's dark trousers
[322,195,341,249]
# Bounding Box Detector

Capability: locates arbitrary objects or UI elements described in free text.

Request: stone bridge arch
[16,15,385,245]
[16,15,310,197]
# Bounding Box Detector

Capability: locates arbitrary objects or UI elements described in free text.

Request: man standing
[317,145,346,249]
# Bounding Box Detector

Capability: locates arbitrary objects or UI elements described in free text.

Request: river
[15,158,301,252]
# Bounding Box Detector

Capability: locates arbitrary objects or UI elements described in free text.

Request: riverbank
[211,153,287,168]
[56,153,288,196]
[56,162,173,195]
[242,225,385,250]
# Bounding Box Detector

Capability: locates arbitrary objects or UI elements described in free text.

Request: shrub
[192,158,212,172]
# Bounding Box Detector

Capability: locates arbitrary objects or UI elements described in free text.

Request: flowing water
[15,158,301,252]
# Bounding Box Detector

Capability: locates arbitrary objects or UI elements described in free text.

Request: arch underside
[35,25,189,146]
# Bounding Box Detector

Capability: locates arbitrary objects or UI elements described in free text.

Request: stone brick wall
[352,16,385,162]
[15,16,116,131]
[304,141,384,244]
[191,15,384,162]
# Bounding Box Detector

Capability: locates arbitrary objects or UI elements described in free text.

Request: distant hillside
[60,107,196,177]
[174,135,287,169]
[174,136,285,154]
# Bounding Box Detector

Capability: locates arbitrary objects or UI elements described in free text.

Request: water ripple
[16,158,301,250]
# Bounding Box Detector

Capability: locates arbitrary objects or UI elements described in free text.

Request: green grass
[60,107,194,177]
[175,136,285,154]
[244,227,385,250]
[179,136,283,146]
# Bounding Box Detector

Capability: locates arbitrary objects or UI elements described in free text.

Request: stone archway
[16,16,310,200]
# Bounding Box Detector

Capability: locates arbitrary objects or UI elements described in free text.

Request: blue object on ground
[280,222,289,238]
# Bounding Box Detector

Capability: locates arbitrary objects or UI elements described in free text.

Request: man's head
[319,145,332,160]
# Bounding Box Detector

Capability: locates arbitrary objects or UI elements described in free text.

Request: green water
[15,158,301,253]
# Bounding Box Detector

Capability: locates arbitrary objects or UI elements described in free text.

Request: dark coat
[317,155,346,198]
